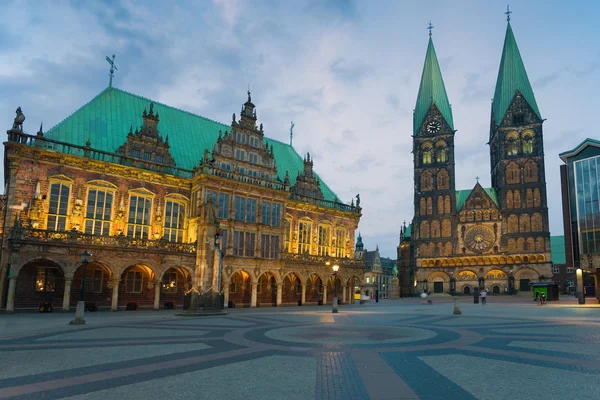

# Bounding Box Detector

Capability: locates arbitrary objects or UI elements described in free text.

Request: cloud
[329,57,372,83]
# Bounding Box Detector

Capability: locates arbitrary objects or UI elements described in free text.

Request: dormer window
[249,153,259,164]
[236,132,247,144]
[130,149,141,158]
[143,151,152,161]
[249,136,259,148]
[155,155,164,163]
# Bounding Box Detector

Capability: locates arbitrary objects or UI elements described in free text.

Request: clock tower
[412,33,458,266]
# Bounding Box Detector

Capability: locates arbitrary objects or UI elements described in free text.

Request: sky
[0,0,599,259]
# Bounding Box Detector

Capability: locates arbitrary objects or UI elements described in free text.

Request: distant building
[549,236,575,294]
[559,139,600,301]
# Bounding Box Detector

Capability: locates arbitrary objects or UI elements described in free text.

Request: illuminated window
[47,182,70,231]
[298,221,312,254]
[261,234,280,259]
[506,131,519,156]
[335,228,346,258]
[164,200,185,242]
[162,272,177,293]
[35,268,56,292]
[422,143,433,165]
[285,216,293,252]
[127,195,152,239]
[552,266,559,274]
[85,189,113,235]
[234,231,255,257]
[522,131,534,154]
[318,225,331,256]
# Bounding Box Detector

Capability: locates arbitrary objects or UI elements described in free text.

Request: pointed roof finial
[105,54,118,88]
[505,5,512,22]
[37,122,43,136]
[247,83,251,102]
[427,21,434,36]
[476,176,480,183]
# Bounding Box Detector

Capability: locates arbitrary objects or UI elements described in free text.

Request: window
[162,272,177,293]
[143,151,152,161]
[566,280,574,287]
[127,195,152,239]
[249,153,259,164]
[164,200,185,242]
[234,231,256,257]
[234,196,245,221]
[298,221,312,254]
[245,198,257,223]
[335,228,346,258]
[506,162,520,184]
[420,171,434,191]
[206,190,217,204]
[262,201,271,225]
[522,131,534,154]
[318,225,331,256]
[218,193,229,219]
[524,161,539,183]
[85,268,103,293]
[236,132,247,144]
[552,266,560,274]
[271,203,281,227]
[235,149,246,161]
[219,229,228,254]
[233,231,244,256]
[422,145,433,165]
[285,216,293,252]
[506,131,519,156]
[85,188,113,235]
[155,155,164,163]
[513,114,524,124]
[221,163,231,171]
[567,268,574,274]
[47,182,70,231]
[249,136,259,147]
[261,234,280,259]
[35,268,57,292]
[437,170,449,190]
[130,149,141,158]
[126,270,143,293]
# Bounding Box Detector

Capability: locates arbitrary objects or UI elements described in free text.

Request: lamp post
[70,250,91,325]
[332,264,340,313]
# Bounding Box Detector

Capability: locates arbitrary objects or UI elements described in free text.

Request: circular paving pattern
[263,324,438,346]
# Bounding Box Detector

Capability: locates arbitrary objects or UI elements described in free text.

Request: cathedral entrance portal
[433,281,444,294]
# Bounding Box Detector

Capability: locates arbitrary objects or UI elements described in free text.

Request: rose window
[465,225,495,253]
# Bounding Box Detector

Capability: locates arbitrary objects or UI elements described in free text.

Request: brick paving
[1,296,600,399]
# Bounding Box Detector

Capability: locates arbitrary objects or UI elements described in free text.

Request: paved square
[1,296,600,399]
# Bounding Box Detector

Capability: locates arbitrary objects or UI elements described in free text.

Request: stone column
[301,284,306,304]
[62,279,72,312]
[153,280,161,310]
[323,285,327,305]
[276,283,282,306]
[110,280,119,311]
[5,277,17,313]
[342,285,347,304]
[223,284,230,308]
[251,283,258,307]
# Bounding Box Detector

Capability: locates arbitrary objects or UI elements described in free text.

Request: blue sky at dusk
[0,0,599,258]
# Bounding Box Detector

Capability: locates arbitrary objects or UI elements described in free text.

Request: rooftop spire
[413,30,454,135]
[491,18,542,126]
[505,4,512,22]
[105,54,118,88]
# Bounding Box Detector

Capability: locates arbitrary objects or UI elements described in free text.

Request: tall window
[246,198,257,223]
[234,196,245,221]
[335,228,346,258]
[506,131,519,156]
[318,225,331,256]
[218,193,229,219]
[285,217,293,252]
[164,200,185,242]
[126,270,143,293]
[522,131,534,154]
[234,231,256,257]
[422,146,433,165]
[35,268,57,292]
[47,182,70,231]
[261,234,280,259]
[298,221,312,254]
[85,188,113,235]
[271,203,281,227]
[127,195,152,239]
[421,171,433,191]
[233,230,244,256]
[262,201,272,225]
[84,268,103,293]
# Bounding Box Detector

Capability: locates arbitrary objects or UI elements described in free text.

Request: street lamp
[332,264,340,313]
[70,250,92,325]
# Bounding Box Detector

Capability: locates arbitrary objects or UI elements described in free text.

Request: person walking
[480,289,487,305]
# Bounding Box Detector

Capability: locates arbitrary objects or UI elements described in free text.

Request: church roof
[44,86,340,201]
[550,236,566,265]
[414,37,454,135]
[455,187,499,211]
[492,22,541,126]
[365,250,378,264]
[403,224,412,239]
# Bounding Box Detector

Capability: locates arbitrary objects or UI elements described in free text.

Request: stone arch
[456,270,478,281]
[427,271,450,294]
[282,272,302,304]
[485,269,508,280]
[326,274,343,303]
[70,261,116,309]
[508,214,519,233]
[437,169,449,190]
[524,160,539,183]
[118,264,157,309]
[257,271,277,306]
[15,258,66,309]
[306,273,324,303]
[346,276,361,304]
[229,270,252,306]
[420,170,434,191]
[506,161,520,184]
[159,266,192,309]
[506,131,519,156]
[514,267,539,287]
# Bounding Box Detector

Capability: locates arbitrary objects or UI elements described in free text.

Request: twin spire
[414,10,540,134]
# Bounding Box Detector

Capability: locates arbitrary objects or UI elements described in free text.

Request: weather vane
[427,21,434,36]
[106,54,118,88]
[505,5,512,21]
[290,121,295,147]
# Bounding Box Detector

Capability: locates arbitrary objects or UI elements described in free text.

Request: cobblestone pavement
[1,296,600,399]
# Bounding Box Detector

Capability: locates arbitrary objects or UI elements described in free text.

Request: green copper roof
[44,87,340,201]
[403,224,412,239]
[413,37,454,135]
[492,22,541,126]
[550,236,566,265]
[455,188,499,211]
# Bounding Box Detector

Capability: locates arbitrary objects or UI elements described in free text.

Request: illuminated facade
[0,89,363,312]
[400,20,553,295]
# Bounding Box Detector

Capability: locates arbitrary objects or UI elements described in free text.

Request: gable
[456,186,498,211]
[44,87,340,202]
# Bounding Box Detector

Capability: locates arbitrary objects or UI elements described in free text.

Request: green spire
[413,37,454,135]
[492,22,542,126]
[355,232,363,251]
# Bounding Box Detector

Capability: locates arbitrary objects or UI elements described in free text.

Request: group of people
[535,291,547,305]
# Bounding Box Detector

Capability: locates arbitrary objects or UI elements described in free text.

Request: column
[223,284,230,308]
[323,285,327,305]
[62,279,72,312]
[276,283,282,306]
[153,280,161,310]
[5,277,17,313]
[342,285,347,304]
[251,283,258,307]
[111,280,119,311]
[301,284,306,304]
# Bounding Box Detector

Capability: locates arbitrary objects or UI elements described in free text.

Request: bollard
[453,297,462,315]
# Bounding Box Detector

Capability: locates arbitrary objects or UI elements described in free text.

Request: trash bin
[473,288,479,304]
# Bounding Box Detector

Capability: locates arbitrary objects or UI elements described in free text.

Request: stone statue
[356,194,361,208]
[13,107,25,131]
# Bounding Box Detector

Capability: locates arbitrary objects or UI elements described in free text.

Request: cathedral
[398,17,553,296]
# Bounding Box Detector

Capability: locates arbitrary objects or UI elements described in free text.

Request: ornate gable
[291,153,324,200]
[415,103,454,138]
[116,103,176,167]
[458,184,500,223]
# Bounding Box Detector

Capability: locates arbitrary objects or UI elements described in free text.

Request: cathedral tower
[412,32,458,262]
[489,18,551,261]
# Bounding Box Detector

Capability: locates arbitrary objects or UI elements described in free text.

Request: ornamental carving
[464,225,495,253]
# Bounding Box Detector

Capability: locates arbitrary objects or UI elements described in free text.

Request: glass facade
[573,155,600,255]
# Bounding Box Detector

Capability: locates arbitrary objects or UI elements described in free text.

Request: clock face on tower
[426,121,441,134]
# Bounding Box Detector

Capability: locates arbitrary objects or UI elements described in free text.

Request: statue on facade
[356,194,361,208]
[13,107,25,131]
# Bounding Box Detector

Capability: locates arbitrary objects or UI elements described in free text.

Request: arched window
[517,238,525,251]
[426,197,433,215]
[524,161,538,183]
[437,169,449,190]
[526,189,533,208]
[522,130,534,154]
[437,196,444,215]
[298,220,312,254]
[442,219,451,237]
[506,162,520,184]
[531,213,543,232]
[317,224,331,256]
[534,188,541,207]
[535,237,545,252]
[506,190,513,209]
[444,241,453,255]
[507,238,516,251]
[435,141,448,163]
[506,131,519,156]
[431,221,440,238]
[508,214,519,233]
[519,214,531,232]
[421,142,433,165]
[444,195,451,214]
[514,190,522,208]
[419,243,428,257]
[421,171,434,191]
[420,221,430,238]
[527,237,535,251]
[420,198,426,215]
